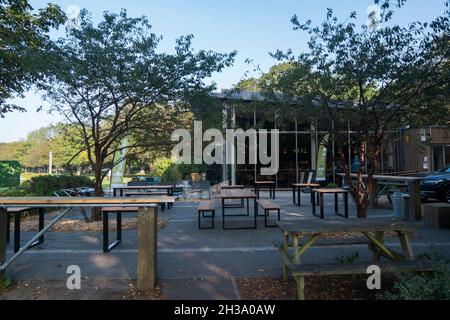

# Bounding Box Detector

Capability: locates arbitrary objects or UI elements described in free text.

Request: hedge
[22,175,95,196]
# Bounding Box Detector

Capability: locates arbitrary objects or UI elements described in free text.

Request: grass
[0,275,13,294]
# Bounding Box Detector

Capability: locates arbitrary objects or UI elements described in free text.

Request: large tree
[0,0,66,117]
[42,9,235,219]
[268,0,449,217]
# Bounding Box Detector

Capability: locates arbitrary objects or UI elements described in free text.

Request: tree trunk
[90,167,104,221]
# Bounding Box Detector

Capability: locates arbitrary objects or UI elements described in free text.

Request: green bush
[161,165,181,183]
[22,175,95,196]
[0,187,31,197]
[382,252,450,300]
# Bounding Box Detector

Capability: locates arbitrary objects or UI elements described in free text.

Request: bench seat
[198,200,215,229]
[102,207,139,213]
[286,259,433,300]
[257,200,281,228]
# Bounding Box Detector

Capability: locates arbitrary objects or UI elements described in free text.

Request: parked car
[420,166,450,203]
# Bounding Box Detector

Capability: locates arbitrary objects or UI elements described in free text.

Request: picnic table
[220,189,257,230]
[311,188,350,219]
[292,183,320,206]
[221,185,245,208]
[338,173,424,220]
[276,219,416,299]
[0,196,174,291]
[113,185,175,209]
[254,181,276,199]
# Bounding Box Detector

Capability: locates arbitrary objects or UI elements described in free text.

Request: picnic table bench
[0,196,174,291]
[256,200,281,228]
[197,200,216,229]
[254,181,276,199]
[275,219,425,299]
[6,207,45,254]
[220,189,257,230]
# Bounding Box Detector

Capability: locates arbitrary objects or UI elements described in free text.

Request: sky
[0,0,447,143]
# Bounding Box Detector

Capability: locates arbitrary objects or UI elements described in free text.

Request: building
[205,90,450,187]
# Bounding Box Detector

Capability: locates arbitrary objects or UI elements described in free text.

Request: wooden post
[137,206,158,291]
[0,207,6,276]
[408,181,422,221]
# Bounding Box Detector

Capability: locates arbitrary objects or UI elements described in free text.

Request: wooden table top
[221,185,245,189]
[312,188,349,194]
[255,181,275,185]
[114,185,173,190]
[277,219,412,236]
[0,197,175,207]
[293,183,321,187]
[220,189,256,199]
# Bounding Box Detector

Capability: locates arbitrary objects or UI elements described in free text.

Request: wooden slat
[312,188,349,194]
[7,207,35,213]
[115,185,173,190]
[198,200,215,211]
[277,219,413,236]
[293,183,320,187]
[288,261,434,276]
[220,189,256,199]
[257,200,280,210]
[255,181,275,185]
[102,207,139,212]
[0,197,175,205]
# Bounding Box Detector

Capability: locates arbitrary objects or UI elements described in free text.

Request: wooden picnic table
[276,218,415,283]
[292,183,320,206]
[221,185,245,208]
[113,185,174,197]
[338,173,424,220]
[220,189,257,230]
[311,188,350,219]
[254,181,276,199]
[0,196,174,291]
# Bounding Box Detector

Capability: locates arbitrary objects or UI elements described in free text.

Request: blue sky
[0,0,447,142]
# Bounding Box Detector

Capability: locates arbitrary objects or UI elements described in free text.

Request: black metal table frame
[255,183,276,199]
[312,191,349,219]
[221,197,258,230]
[292,186,320,207]
[6,208,45,253]
[114,186,174,209]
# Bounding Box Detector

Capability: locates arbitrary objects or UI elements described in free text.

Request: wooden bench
[285,260,434,300]
[7,207,44,253]
[102,207,138,252]
[257,200,281,228]
[197,200,215,229]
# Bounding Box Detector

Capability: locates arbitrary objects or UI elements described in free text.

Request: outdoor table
[276,219,415,282]
[221,185,245,208]
[220,189,257,230]
[254,181,276,199]
[292,183,320,206]
[0,196,174,291]
[113,185,174,209]
[338,173,424,220]
[311,188,350,219]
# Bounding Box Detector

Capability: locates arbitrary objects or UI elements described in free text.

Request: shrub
[382,251,450,300]
[22,175,95,196]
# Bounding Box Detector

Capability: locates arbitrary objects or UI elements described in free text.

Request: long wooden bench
[7,207,44,253]
[285,260,435,300]
[197,200,215,229]
[257,200,281,228]
[102,206,138,252]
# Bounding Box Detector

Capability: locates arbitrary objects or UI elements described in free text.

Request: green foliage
[383,252,450,300]
[152,158,174,177]
[336,251,359,264]
[0,0,66,116]
[0,275,12,291]
[161,165,181,184]
[22,175,94,196]
[0,160,21,187]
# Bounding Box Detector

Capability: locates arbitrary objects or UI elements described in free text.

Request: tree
[0,0,66,117]
[42,9,236,220]
[269,0,449,217]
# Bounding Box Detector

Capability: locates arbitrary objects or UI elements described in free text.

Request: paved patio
[2,191,450,299]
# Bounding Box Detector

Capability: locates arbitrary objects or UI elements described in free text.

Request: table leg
[293,236,300,264]
[113,188,117,197]
[320,194,324,219]
[292,186,295,204]
[397,231,415,260]
[222,198,225,230]
[0,207,6,276]
[372,231,384,263]
[254,198,258,229]
[312,191,316,215]
[272,185,276,199]
[247,198,250,216]
[283,232,289,282]
[298,187,301,206]
[334,193,338,215]
[409,181,422,221]
[137,206,158,291]
[344,192,349,219]
[14,213,20,253]
[38,208,45,243]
